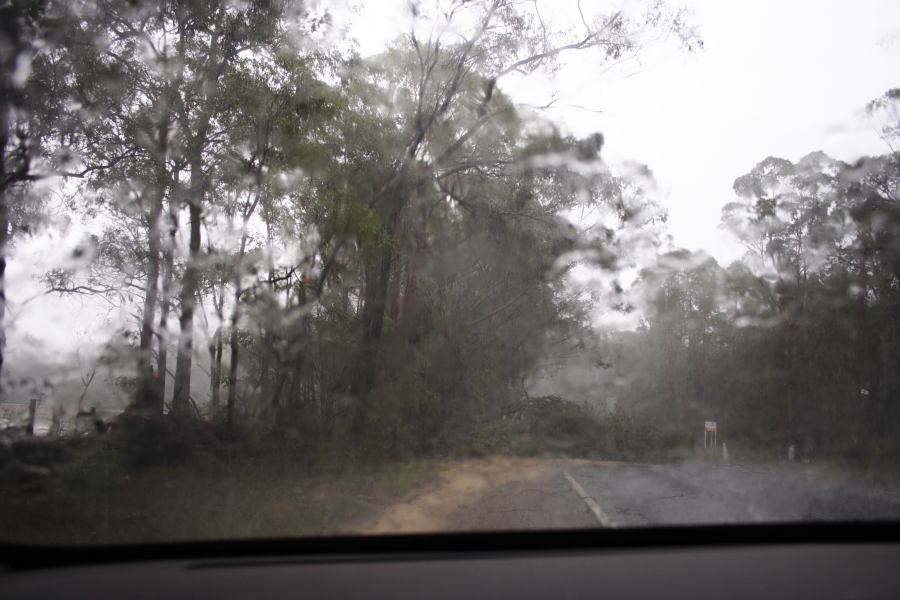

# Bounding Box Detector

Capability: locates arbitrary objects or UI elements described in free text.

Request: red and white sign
[704,421,718,450]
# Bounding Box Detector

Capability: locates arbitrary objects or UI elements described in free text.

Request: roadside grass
[0,399,650,545]
[0,438,439,544]
[14,395,899,545]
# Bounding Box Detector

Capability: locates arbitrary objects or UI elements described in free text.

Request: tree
[0,0,71,392]
[339,0,698,429]
[722,153,848,449]
[170,0,293,417]
[46,0,314,417]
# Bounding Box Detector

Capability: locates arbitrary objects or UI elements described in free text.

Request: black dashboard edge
[2,521,900,571]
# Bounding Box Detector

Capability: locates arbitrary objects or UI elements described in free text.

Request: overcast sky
[349,0,900,263]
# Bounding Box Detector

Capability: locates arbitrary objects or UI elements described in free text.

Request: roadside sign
[704,421,718,449]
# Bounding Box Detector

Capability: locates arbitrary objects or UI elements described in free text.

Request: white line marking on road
[564,471,616,528]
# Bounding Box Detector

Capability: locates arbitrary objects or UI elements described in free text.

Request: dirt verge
[356,456,596,533]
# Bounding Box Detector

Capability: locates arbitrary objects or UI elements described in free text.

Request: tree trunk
[348,185,410,433]
[209,326,222,409]
[387,253,403,322]
[403,211,428,318]
[0,191,8,393]
[227,307,240,433]
[156,204,177,406]
[25,398,37,436]
[0,50,11,395]
[352,248,394,393]
[156,304,169,405]
[209,281,225,409]
[779,290,797,452]
[171,22,224,415]
[135,119,168,415]
[172,158,203,417]
[224,218,254,433]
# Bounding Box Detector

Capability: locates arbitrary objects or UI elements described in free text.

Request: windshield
[1,0,899,545]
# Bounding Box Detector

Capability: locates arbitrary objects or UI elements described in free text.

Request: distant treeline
[609,142,900,461]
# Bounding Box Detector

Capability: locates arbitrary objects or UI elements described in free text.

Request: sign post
[704,421,717,449]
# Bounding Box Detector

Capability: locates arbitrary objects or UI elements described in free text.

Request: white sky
[349,0,900,263]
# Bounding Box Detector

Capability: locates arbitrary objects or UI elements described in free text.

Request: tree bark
[209,326,222,409]
[227,301,240,433]
[156,201,177,406]
[135,117,168,415]
[352,245,395,393]
[172,155,203,416]
[26,398,37,436]
[349,202,404,434]
[387,253,403,322]
[209,281,225,409]
[403,211,428,318]
[0,16,15,396]
[348,176,413,434]
[171,17,229,416]
[778,285,797,451]
[156,294,169,405]
[0,191,8,393]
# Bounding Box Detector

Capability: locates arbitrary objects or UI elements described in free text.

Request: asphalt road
[445,459,900,530]
[566,460,900,526]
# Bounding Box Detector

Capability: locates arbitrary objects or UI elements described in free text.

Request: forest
[0,0,898,510]
[610,147,900,461]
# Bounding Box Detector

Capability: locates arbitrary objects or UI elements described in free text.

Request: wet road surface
[443,459,900,530]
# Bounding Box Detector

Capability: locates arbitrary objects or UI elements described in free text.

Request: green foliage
[10,0,705,476]
[467,397,688,461]
[344,201,396,262]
